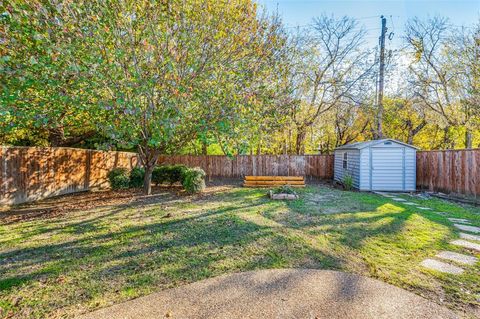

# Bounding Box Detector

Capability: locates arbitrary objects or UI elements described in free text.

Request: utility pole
[377,15,387,139]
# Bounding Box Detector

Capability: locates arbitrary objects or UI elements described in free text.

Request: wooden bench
[243,176,306,187]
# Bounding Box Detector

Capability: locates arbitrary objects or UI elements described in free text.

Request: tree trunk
[442,127,454,149]
[48,127,96,147]
[295,128,306,155]
[465,129,473,149]
[202,141,208,155]
[406,120,426,145]
[143,164,154,195]
[48,127,66,147]
[407,134,413,145]
[138,144,160,195]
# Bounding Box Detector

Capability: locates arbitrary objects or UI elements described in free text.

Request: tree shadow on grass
[0,186,467,318]
[0,188,245,246]
[283,192,459,247]
[0,195,312,295]
[247,192,460,280]
[0,208,342,318]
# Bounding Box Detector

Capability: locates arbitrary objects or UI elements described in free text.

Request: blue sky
[256,0,480,48]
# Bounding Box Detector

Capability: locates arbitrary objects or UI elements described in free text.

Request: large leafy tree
[0,1,101,146]
[1,0,291,192]
[190,11,291,156]
[81,0,286,193]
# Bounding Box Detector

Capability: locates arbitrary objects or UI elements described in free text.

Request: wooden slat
[244,181,305,186]
[244,184,306,188]
[244,176,304,181]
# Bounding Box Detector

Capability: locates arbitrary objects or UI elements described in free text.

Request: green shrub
[107,168,129,189]
[182,167,206,193]
[169,164,188,183]
[152,165,188,185]
[111,175,131,189]
[343,174,354,191]
[107,168,130,190]
[129,167,145,188]
[152,166,168,185]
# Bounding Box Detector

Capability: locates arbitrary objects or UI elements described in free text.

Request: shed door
[371,147,404,191]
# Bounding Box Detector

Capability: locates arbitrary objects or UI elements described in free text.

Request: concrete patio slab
[460,232,480,242]
[436,251,478,265]
[420,259,464,275]
[453,224,480,234]
[77,269,458,319]
[451,240,480,252]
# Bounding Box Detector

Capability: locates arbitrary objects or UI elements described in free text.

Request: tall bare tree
[446,22,480,148]
[406,17,479,148]
[288,16,375,154]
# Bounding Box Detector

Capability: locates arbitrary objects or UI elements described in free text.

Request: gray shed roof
[334,139,419,150]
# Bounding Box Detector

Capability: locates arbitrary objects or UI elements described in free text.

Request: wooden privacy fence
[416,149,480,198]
[157,155,334,179]
[0,147,137,205]
[2,147,479,205]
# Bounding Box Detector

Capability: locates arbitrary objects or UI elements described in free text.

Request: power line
[446,23,477,30]
[357,15,381,20]
[284,24,310,29]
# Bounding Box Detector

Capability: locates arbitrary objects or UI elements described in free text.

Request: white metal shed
[333,139,418,192]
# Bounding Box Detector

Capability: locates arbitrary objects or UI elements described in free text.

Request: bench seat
[243,176,305,187]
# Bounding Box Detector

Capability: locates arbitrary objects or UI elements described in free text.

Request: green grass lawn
[0,185,479,318]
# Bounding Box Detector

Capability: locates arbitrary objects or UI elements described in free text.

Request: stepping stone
[436,251,478,265]
[420,258,464,274]
[460,232,480,242]
[373,192,394,197]
[453,224,480,234]
[433,212,448,216]
[403,202,416,205]
[391,197,406,202]
[447,218,471,225]
[416,207,432,210]
[451,240,480,252]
